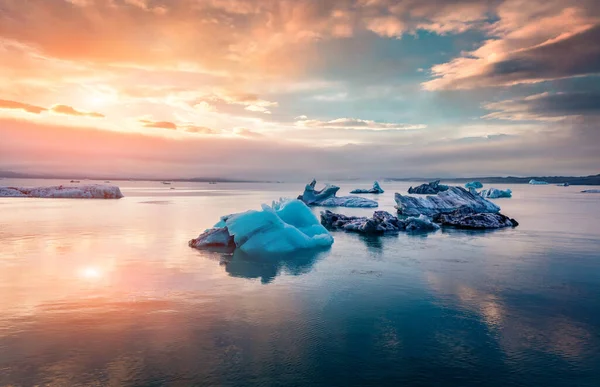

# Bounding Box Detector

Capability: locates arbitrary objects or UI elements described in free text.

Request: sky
[0,0,599,180]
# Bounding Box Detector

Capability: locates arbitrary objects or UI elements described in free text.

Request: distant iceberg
[408,180,449,194]
[529,179,548,185]
[0,184,124,199]
[464,181,483,189]
[189,199,334,255]
[556,182,569,187]
[479,188,512,198]
[298,179,378,208]
[395,187,500,216]
[433,206,518,229]
[320,210,439,234]
[350,181,384,194]
[581,189,600,193]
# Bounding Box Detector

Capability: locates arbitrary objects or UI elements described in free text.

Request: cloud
[296,117,426,130]
[50,104,104,118]
[423,1,600,90]
[234,128,264,138]
[0,99,46,114]
[184,125,221,135]
[139,119,178,130]
[483,92,600,121]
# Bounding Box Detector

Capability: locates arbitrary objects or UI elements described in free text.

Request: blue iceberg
[464,181,483,189]
[350,181,385,194]
[298,179,378,208]
[479,187,512,198]
[529,179,548,185]
[395,187,500,216]
[189,199,334,255]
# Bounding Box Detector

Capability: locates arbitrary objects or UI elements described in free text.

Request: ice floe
[408,180,449,194]
[350,181,384,194]
[298,179,378,208]
[0,184,124,199]
[395,187,500,216]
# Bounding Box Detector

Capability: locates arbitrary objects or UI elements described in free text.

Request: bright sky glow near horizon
[0,0,599,180]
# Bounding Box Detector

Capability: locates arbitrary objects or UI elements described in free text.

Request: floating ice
[298,179,378,208]
[479,187,512,198]
[581,189,600,193]
[350,181,385,194]
[320,210,439,234]
[0,184,124,199]
[408,180,449,194]
[464,181,483,189]
[189,199,334,255]
[529,179,548,185]
[556,182,569,187]
[395,187,500,216]
[433,206,518,229]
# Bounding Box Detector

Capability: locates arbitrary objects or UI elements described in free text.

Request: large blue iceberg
[464,181,483,189]
[395,187,500,216]
[298,179,378,208]
[350,181,384,194]
[479,187,512,198]
[189,199,334,254]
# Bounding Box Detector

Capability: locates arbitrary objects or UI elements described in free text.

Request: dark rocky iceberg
[433,206,518,229]
[395,187,500,216]
[407,180,449,195]
[298,179,378,208]
[320,210,439,234]
[350,181,384,194]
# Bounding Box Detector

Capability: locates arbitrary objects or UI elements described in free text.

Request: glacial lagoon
[1,179,599,386]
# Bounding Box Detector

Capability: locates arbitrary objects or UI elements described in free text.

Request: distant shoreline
[384,174,600,186]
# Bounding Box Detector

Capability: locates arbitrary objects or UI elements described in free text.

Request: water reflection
[198,248,330,284]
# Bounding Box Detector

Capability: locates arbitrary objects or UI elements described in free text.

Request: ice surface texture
[189,199,334,254]
[0,184,124,199]
[433,206,518,229]
[350,181,385,194]
[464,181,483,189]
[408,180,449,194]
[298,179,378,208]
[479,188,512,198]
[395,187,500,216]
[320,210,439,234]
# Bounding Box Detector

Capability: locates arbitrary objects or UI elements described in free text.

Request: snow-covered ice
[464,181,483,189]
[0,184,124,199]
[395,187,500,216]
[298,179,378,208]
[350,181,384,194]
[189,199,334,254]
[479,188,512,198]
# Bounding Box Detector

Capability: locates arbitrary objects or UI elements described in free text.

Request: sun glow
[80,267,102,280]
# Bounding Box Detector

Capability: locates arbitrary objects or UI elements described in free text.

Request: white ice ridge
[0,184,124,199]
[189,198,334,255]
[395,186,500,216]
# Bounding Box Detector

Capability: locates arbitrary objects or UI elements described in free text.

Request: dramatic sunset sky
[0,0,599,180]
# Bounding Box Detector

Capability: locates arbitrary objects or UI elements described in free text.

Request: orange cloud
[50,104,104,118]
[0,99,47,114]
[139,119,177,130]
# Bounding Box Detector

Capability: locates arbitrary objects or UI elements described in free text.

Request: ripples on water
[1,179,599,386]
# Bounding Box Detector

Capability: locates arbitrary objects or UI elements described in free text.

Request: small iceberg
[465,181,483,189]
[189,199,334,255]
[479,187,512,198]
[320,210,439,234]
[70,180,80,183]
[408,180,449,194]
[395,187,500,216]
[433,206,518,229]
[298,179,378,208]
[529,179,548,185]
[581,189,600,193]
[0,184,124,199]
[556,182,569,187]
[350,181,384,194]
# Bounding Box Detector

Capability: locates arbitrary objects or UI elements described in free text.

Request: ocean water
[1,179,599,386]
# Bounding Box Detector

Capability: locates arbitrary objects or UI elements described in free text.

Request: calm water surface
[1,179,599,386]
